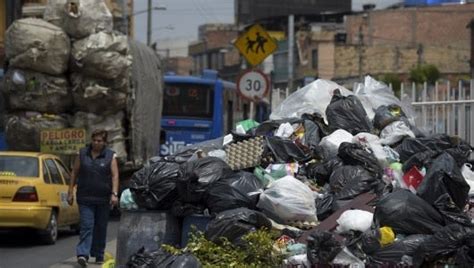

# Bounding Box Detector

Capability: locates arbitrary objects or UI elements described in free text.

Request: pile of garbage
[122,76,474,267]
[2,0,130,159]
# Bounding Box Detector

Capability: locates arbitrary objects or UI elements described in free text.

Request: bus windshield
[163,83,214,118]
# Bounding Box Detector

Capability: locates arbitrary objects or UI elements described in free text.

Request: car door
[54,159,79,224]
[44,158,69,226]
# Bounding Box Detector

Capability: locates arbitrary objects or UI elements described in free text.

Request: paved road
[0,217,120,268]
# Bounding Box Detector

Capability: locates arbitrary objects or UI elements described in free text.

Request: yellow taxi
[0,151,80,244]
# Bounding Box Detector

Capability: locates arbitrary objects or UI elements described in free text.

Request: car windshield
[0,156,39,177]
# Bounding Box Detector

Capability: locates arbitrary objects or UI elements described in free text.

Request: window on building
[312,49,318,69]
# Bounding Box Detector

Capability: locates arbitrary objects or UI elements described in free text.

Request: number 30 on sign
[237,70,270,101]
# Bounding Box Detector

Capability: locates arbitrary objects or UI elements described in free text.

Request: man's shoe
[77,256,88,267]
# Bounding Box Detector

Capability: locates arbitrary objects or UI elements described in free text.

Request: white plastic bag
[257,176,317,223]
[284,254,311,267]
[275,122,294,138]
[336,209,373,233]
[333,247,365,268]
[319,129,353,158]
[354,76,416,125]
[461,164,474,195]
[270,79,353,123]
[380,120,415,145]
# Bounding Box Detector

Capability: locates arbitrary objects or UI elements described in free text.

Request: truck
[1,30,163,183]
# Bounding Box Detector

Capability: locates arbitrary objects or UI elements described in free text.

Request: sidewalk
[49,239,117,268]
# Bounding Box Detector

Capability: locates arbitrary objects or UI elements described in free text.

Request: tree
[409,64,440,84]
[379,73,402,98]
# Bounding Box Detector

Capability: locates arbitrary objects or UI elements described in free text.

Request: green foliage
[162,229,285,268]
[409,64,440,85]
[379,73,401,98]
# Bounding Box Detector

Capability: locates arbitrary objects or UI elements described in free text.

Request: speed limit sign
[237,70,270,101]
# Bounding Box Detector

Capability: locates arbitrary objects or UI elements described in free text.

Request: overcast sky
[133,0,403,46]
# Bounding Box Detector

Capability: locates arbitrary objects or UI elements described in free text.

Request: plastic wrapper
[306,230,343,265]
[270,79,353,123]
[44,0,113,39]
[207,171,263,214]
[2,69,72,113]
[120,188,138,210]
[176,157,232,203]
[319,129,354,159]
[329,165,381,200]
[336,209,374,233]
[127,247,201,268]
[374,190,444,235]
[71,111,127,160]
[326,89,373,135]
[380,120,415,146]
[205,208,272,246]
[71,31,131,80]
[264,136,311,163]
[338,142,383,179]
[332,247,365,267]
[129,161,180,210]
[5,112,68,151]
[284,254,311,267]
[413,224,474,267]
[417,153,470,211]
[5,18,70,75]
[257,176,317,223]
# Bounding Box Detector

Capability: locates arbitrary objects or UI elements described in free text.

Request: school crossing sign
[234,24,277,66]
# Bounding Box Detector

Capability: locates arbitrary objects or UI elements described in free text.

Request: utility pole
[147,0,152,46]
[288,14,294,92]
[468,19,474,78]
[358,25,364,81]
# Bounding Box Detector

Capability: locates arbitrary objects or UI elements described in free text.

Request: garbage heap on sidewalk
[2,0,130,159]
[123,78,474,267]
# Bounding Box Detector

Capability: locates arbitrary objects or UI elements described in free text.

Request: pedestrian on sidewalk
[67,129,119,267]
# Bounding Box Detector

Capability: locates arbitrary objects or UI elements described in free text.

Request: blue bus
[160,69,263,156]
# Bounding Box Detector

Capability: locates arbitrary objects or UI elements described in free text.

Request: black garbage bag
[338,142,383,179]
[205,208,271,246]
[373,104,406,130]
[306,230,343,265]
[326,89,372,135]
[264,136,311,163]
[306,157,344,185]
[315,193,335,221]
[176,157,232,203]
[396,135,472,166]
[413,224,474,267]
[368,234,431,264]
[329,165,381,200]
[207,171,263,214]
[433,193,473,227]
[127,247,201,268]
[301,112,332,137]
[374,190,445,235]
[170,200,206,217]
[129,161,180,210]
[417,153,470,211]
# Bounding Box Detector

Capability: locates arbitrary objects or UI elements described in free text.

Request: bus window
[163,83,214,118]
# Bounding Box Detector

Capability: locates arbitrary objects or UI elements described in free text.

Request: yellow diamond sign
[234,24,278,66]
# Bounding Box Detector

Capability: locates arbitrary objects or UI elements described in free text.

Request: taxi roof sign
[234,24,278,66]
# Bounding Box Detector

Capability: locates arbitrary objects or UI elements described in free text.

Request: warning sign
[40,128,86,154]
[234,24,278,66]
